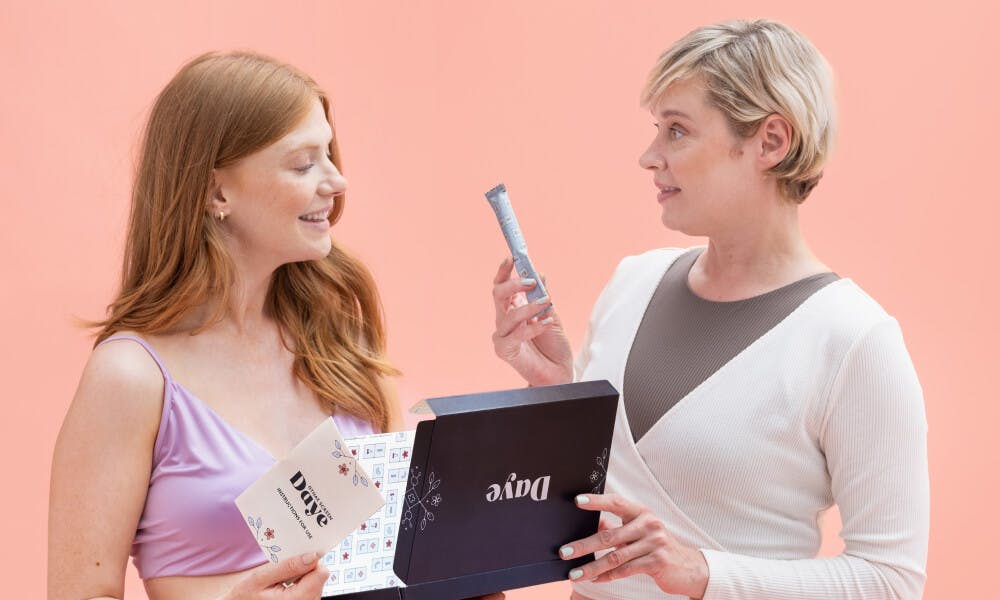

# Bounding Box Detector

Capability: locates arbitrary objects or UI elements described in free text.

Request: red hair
[94,51,397,431]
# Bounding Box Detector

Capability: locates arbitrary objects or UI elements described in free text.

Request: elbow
[877,561,926,600]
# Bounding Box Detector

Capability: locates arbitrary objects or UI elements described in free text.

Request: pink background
[3,1,997,597]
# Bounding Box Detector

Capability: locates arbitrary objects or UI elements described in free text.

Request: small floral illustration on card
[246,515,283,563]
[332,440,370,488]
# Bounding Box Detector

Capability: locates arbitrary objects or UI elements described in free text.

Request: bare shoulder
[49,334,166,598]
[69,334,165,433]
[52,334,164,493]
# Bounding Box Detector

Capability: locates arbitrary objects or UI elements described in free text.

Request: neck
[690,196,826,300]
[175,246,280,340]
[214,234,285,338]
[221,268,275,337]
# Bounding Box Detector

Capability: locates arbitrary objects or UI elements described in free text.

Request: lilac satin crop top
[100,336,376,579]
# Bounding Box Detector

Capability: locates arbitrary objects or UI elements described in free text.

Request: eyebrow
[285,141,332,155]
[658,109,692,120]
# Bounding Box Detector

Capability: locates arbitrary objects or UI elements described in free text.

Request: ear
[756,114,792,171]
[206,169,229,216]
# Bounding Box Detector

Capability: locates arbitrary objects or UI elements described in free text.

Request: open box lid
[392,380,619,587]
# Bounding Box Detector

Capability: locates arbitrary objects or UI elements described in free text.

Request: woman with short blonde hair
[642,19,837,203]
[491,19,928,599]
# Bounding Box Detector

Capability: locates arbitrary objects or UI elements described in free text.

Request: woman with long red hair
[48,51,401,600]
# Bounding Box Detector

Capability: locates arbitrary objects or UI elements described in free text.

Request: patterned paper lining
[321,430,414,596]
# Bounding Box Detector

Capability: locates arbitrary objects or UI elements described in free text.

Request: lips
[299,206,333,222]
[656,184,680,203]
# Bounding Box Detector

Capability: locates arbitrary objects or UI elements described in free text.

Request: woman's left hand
[558,493,709,599]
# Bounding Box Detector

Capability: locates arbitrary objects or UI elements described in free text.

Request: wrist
[528,375,573,387]
[525,367,573,387]
[687,548,710,599]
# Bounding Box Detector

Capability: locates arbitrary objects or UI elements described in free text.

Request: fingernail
[540,316,554,325]
[535,295,549,305]
[521,278,536,287]
[575,494,590,505]
[559,546,574,558]
[300,552,319,565]
[569,569,584,580]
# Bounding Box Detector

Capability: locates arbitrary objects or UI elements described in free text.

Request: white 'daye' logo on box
[485,472,551,503]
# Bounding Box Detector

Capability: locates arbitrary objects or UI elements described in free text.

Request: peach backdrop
[2,0,997,597]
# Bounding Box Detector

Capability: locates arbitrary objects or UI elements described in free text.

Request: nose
[319,164,348,198]
[639,139,666,171]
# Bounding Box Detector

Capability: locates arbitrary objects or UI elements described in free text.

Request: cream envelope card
[235,418,385,565]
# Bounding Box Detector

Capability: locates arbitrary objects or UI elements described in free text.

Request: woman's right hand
[221,553,329,600]
[492,257,573,386]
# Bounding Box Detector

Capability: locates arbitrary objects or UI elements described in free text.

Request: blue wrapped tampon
[485,183,551,317]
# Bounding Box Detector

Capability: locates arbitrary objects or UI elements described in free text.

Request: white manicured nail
[535,295,549,304]
[560,546,574,558]
[569,569,584,580]
[540,317,554,325]
[521,278,536,286]
[575,495,590,505]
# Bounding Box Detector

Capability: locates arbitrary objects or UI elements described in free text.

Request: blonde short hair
[642,20,836,202]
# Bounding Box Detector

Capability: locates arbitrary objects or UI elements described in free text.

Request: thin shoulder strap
[98,335,171,381]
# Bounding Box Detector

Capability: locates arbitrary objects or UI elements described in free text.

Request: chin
[310,245,333,262]
[290,242,333,264]
[660,212,705,237]
[660,210,684,232]
[310,235,333,257]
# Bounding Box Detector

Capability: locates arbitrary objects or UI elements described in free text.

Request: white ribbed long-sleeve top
[571,248,929,600]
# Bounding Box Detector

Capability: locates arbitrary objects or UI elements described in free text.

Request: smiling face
[210,98,345,270]
[638,76,762,236]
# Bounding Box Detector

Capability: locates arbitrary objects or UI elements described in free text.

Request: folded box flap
[426,380,617,416]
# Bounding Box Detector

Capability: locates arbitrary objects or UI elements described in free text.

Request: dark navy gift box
[324,380,619,600]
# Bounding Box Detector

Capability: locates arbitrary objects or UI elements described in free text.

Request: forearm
[701,550,923,600]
